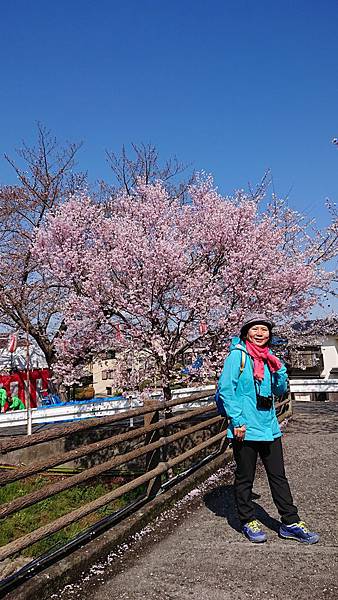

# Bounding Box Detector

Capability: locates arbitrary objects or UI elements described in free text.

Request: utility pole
[25,325,32,435]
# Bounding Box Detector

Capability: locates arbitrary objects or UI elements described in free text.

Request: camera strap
[250,359,273,400]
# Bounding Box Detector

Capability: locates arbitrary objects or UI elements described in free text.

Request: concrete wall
[2,437,68,467]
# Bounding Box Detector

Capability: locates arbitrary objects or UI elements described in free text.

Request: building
[288,321,338,401]
[91,350,119,397]
[92,349,161,397]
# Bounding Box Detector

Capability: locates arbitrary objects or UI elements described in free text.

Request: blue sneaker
[242,519,267,543]
[279,521,320,544]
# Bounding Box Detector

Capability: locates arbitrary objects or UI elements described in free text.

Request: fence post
[217,416,229,453]
[143,396,162,498]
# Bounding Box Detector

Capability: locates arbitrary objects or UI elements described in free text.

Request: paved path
[55,403,338,600]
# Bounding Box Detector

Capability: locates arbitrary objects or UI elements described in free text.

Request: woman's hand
[234,425,246,441]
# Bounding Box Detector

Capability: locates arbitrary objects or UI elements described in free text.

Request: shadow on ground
[203,484,281,534]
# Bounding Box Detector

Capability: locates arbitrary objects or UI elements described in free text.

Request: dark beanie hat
[240,313,274,337]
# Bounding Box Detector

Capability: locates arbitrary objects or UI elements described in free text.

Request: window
[106,386,112,396]
[102,369,115,380]
[182,351,193,367]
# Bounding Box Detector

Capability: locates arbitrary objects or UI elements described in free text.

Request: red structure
[0,368,50,408]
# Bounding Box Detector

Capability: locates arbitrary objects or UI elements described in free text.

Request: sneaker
[279,521,320,544]
[242,519,267,543]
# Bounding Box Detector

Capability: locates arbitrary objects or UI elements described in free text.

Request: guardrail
[289,378,338,393]
[0,384,217,430]
[0,391,291,594]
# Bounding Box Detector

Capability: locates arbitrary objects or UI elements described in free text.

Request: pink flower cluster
[33,177,323,389]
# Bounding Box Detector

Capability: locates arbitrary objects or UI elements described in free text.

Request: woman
[217,314,319,544]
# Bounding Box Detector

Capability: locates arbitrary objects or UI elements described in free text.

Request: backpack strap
[240,350,246,373]
[234,344,246,374]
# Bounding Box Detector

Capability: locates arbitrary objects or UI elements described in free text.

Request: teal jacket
[216,337,288,441]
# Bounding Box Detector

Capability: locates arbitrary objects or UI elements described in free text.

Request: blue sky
[1,0,337,222]
[1,2,337,236]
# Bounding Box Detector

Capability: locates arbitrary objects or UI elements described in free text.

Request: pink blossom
[33,178,334,391]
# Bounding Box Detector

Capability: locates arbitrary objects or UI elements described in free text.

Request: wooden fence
[0,392,291,568]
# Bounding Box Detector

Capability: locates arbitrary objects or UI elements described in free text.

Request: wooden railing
[0,392,291,573]
[0,392,223,562]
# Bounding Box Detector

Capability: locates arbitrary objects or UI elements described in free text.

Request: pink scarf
[245,340,282,381]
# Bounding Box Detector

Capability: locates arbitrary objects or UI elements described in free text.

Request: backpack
[214,346,246,417]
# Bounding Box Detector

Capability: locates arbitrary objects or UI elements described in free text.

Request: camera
[256,394,273,410]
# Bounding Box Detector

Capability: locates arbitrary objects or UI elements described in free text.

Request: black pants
[232,437,300,525]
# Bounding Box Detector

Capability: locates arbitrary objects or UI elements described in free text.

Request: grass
[0,475,145,558]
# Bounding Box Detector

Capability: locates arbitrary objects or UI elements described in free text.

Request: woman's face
[246,324,270,347]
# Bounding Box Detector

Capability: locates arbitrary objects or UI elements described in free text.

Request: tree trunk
[27,328,56,370]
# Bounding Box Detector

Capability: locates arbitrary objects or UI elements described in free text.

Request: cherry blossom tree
[0,124,86,366]
[0,130,192,375]
[104,142,190,200]
[34,175,336,399]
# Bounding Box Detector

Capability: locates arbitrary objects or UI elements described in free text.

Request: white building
[321,334,338,379]
[91,351,119,397]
